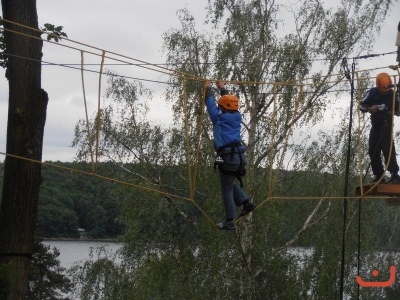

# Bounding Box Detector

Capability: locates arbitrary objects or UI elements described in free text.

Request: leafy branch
[0,20,67,68]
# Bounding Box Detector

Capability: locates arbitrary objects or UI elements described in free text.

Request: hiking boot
[389,173,400,184]
[239,202,256,217]
[370,175,385,183]
[216,220,235,231]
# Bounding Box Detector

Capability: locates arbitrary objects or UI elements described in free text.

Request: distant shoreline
[43,238,119,243]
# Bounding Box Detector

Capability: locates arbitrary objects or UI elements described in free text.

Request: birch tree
[160,0,398,297]
[69,0,399,298]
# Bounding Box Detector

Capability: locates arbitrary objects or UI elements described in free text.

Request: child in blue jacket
[204,80,255,230]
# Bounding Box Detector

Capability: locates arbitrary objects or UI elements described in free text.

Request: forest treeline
[1,161,400,248]
[0,161,123,239]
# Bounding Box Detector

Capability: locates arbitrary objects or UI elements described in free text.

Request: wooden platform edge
[356,183,400,196]
[356,183,400,206]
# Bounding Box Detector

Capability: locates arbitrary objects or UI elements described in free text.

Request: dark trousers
[369,124,399,176]
[218,152,249,219]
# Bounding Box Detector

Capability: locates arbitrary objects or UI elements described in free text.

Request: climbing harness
[213,141,246,188]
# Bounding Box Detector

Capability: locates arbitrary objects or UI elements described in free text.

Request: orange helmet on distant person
[218,94,239,111]
[376,72,392,92]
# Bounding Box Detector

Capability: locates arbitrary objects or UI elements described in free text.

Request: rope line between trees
[1,18,400,232]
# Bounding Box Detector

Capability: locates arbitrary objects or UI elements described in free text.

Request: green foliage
[28,238,72,299]
[37,180,79,238]
[0,241,72,300]
[41,23,68,42]
[69,245,126,300]
[0,21,67,68]
[66,158,400,299]
[67,2,400,296]
[36,162,123,239]
[0,262,13,300]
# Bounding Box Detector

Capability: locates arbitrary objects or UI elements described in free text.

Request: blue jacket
[360,87,398,127]
[205,87,243,152]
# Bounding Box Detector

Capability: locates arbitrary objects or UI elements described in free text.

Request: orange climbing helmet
[376,72,392,92]
[218,94,239,111]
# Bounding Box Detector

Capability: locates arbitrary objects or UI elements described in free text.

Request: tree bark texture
[0,0,47,298]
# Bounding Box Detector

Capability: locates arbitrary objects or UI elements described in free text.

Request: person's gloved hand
[216,80,225,89]
[360,105,368,112]
[216,80,229,96]
[369,105,379,113]
[204,80,213,100]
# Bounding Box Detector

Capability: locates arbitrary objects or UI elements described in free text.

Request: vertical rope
[182,77,215,227]
[94,50,105,173]
[355,71,362,300]
[354,70,370,300]
[80,51,95,172]
[387,74,398,170]
[339,59,356,300]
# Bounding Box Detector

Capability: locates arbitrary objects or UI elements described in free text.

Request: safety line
[0,151,216,228]
[0,23,178,78]
[1,18,397,87]
[0,18,179,76]
[0,150,392,205]
[7,51,396,93]
[2,18,400,233]
[25,50,398,66]
[1,46,397,91]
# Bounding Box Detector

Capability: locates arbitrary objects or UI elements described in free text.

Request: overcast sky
[0,0,399,162]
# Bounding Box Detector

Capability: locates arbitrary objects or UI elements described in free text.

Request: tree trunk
[0,0,47,298]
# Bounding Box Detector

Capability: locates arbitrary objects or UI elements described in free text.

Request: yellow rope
[94,51,106,173]
[2,17,400,230]
[80,51,95,172]
[0,18,179,78]
[1,18,397,88]
[0,18,217,228]
[0,152,191,200]
[0,151,216,227]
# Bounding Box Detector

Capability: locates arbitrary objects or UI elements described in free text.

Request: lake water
[43,240,122,270]
[44,240,314,271]
[43,241,378,300]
